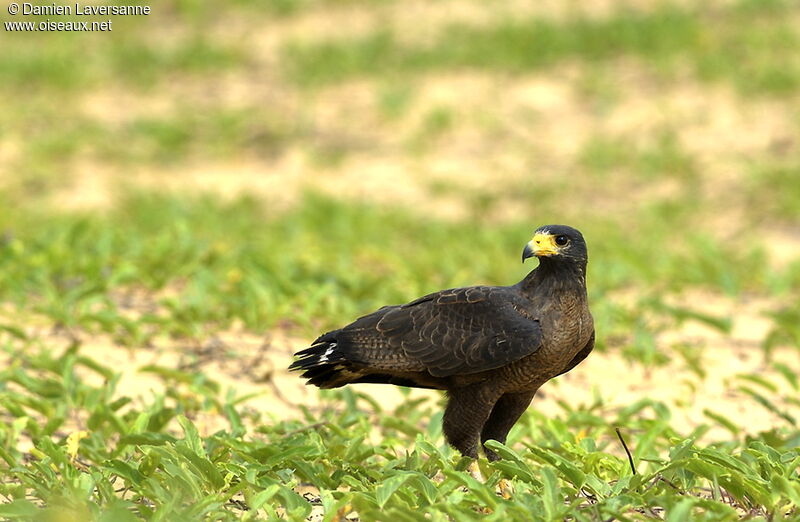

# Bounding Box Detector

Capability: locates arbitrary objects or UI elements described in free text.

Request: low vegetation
[0,0,798,519]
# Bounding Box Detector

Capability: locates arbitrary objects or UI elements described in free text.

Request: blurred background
[3,0,800,228]
[0,0,799,514]
[2,0,800,421]
[2,0,800,420]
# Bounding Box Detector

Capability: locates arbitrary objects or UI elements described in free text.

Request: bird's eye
[555,235,569,246]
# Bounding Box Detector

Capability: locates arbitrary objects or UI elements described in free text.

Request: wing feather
[366,286,542,377]
[293,285,543,385]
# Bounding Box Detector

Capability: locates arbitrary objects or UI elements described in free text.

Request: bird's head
[522,225,587,266]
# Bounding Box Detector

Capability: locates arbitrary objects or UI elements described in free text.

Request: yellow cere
[530,233,559,256]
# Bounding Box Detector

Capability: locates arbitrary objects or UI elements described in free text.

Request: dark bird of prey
[289,225,594,462]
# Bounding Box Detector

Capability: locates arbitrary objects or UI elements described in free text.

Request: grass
[0,190,797,518]
[0,28,244,92]
[748,162,800,222]
[0,191,796,343]
[283,1,800,96]
[1,0,800,519]
[0,337,798,520]
[579,131,696,181]
[5,0,800,187]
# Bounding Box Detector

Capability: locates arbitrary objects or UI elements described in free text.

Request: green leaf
[442,469,497,509]
[177,415,202,453]
[75,355,115,380]
[376,472,415,508]
[771,362,799,391]
[410,473,439,505]
[118,433,177,446]
[665,497,696,522]
[175,445,226,490]
[248,484,281,511]
[737,373,779,393]
[485,441,540,485]
[105,459,145,486]
[528,446,585,487]
[278,486,312,519]
[702,409,740,435]
[771,474,800,507]
[0,323,28,340]
[540,467,563,520]
[0,500,39,518]
[96,502,140,522]
[224,403,244,434]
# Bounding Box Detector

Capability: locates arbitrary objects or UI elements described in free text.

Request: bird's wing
[366,286,542,377]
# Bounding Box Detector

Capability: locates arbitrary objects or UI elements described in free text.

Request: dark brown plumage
[289,224,594,461]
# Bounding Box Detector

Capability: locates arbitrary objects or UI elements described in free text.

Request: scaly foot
[467,460,484,482]
[497,478,513,499]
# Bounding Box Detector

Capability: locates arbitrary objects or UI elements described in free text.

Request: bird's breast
[504,301,592,390]
[540,303,592,352]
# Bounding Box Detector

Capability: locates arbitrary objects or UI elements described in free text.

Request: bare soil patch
[10,292,793,445]
[46,64,800,235]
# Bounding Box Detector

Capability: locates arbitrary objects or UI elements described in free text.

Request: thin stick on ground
[615,427,636,475]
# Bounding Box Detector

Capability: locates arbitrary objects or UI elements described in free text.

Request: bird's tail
[288,336,352,388]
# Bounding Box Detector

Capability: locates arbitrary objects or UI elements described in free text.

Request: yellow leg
[332,504,352,522]
[467,460,484,482]
[497,478,513,499]
[468,461,512,498]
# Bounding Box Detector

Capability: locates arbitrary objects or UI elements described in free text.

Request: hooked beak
[522,232,559,263]
[522,243,535,262]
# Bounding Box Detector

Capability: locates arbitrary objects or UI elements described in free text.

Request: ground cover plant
[1,0,799,520]
[0,193,797,520]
